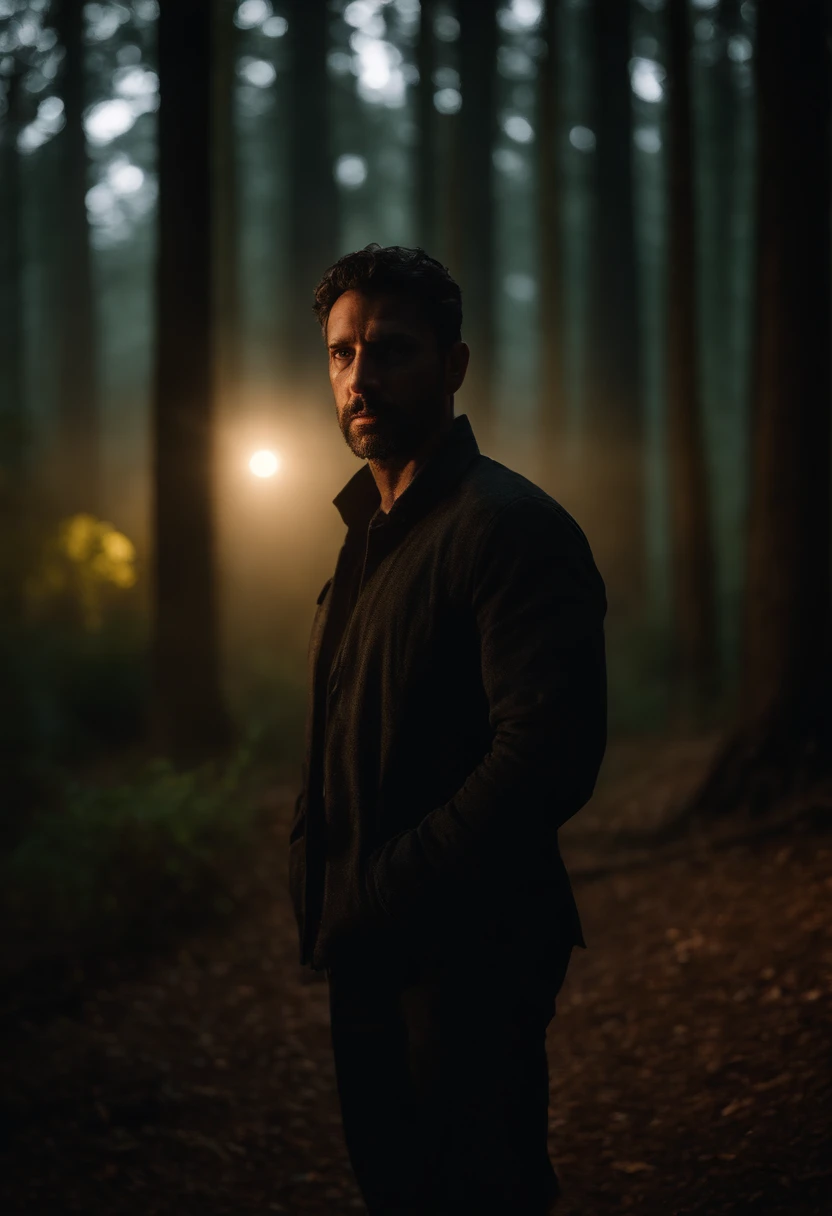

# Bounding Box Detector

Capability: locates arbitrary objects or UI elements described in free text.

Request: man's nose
[348,348,378,396]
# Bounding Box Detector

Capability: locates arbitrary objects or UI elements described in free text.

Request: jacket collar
[332,413,481,530]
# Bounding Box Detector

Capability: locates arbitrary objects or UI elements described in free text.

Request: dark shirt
[303,504,386,945]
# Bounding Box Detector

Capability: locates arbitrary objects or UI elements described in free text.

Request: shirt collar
[333,413,480,530]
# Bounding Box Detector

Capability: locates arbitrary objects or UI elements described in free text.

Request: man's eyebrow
[328,331,417,350]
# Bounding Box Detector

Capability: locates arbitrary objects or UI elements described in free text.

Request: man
[288,245,607,1215]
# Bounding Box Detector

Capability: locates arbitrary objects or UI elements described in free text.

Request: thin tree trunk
[0,65,28,638]
[678,0,832,824]
[666,0,719,726]
[151,0,231,761]
[584,0,644,613]
[0,67,26,493]
[284,0,338,392]
[416,0,438,253]
[53,0,99,515]
[712,0,741,340]
[537,0,565,487]
[457,0,498,448]
[213,0,242,411]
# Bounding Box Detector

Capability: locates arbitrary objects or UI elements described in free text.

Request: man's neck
[368,417,454,514]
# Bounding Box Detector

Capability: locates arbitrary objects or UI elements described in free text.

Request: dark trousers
[326,939,573,1216]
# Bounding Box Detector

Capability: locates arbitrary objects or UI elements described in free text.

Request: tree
[584,0,644,613]
[284,0,338,393]
[213,0,242,413]
[416,0,438,254]
[536,0,565,486]
[150,0,231,760]
[665,0,718,725]
[683,0,831,820]
[53,0,99,515]
[0,63,26,499]
[457,0,498,449]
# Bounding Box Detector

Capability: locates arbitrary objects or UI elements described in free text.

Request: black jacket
[289,414,607,974]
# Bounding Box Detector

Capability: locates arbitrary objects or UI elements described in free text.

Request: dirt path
[0,805,829,1215]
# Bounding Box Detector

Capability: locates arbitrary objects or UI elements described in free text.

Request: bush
[0,747,263,970]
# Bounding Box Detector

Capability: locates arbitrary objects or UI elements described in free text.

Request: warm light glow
[249,449,280,478]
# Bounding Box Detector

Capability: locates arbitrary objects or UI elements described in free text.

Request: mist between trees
[0,0,828,833]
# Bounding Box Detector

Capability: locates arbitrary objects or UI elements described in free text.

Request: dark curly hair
[313,244,463,354]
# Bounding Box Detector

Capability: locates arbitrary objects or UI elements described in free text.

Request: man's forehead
[326,289,432,341]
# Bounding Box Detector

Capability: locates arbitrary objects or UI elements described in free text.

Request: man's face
[326,289,456,462]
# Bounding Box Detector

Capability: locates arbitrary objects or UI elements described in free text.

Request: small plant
[25,512,139,632]
[1,746,262,966]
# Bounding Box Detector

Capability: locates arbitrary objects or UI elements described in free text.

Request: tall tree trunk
[284,0,338,394]
[712,0,741,342]
[536,0,564,488]
[151,0,231,761]
[213,0,241,412]
[0,64,28,635]
[584,0,644,614]
[742,0,831,723]
[457,0,497,448]
[416,0,438,254]
[665,0,719,726]
[681,0,831,823]
[53,0,99,515]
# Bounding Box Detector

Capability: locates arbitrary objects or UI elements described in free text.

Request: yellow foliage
[26,514,139,630]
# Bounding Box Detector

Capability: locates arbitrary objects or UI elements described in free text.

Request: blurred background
[2,4,831,1212]
[0,0,829,971]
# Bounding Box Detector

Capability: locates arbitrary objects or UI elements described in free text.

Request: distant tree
[684,0,831,819]
[584,0,644,613]
[712,0,742,341]
[213,0,242,412]
[284,0,338,392]
[0,63,26,495]
[151,0,231,760]
[457,0,498,447]
[665,0,718,726]
[536,0,565,484]
[416,0,438,253]
[53,0,99,515]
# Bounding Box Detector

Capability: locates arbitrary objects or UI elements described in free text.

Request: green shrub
[1,747,262,965]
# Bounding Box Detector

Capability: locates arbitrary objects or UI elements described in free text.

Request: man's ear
[445,341,470,396]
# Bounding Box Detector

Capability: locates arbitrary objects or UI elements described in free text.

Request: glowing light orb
[249,449,280,478]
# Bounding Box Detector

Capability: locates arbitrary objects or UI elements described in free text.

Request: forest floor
[0,738,830,1215]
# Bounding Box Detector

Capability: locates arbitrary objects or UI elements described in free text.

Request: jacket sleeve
[366,494,607,925]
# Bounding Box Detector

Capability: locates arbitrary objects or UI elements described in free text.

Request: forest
[0,1,830,1213]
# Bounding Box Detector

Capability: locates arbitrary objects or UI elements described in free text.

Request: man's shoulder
[451,454,593,555]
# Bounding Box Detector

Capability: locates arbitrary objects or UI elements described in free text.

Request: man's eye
[332,348,351,359]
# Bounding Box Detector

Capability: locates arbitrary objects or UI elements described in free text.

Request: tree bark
[151,0,231,761]
[536,0,565,486]
[457,0,498,449]
[53,0,99,514]
[584,0,644,614]
[665,0,719,726]
[284,0,338,392]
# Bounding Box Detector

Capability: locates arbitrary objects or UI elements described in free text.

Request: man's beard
[339,398,445,462]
